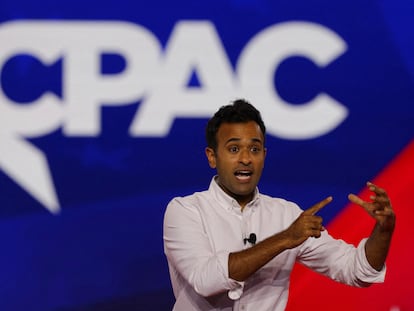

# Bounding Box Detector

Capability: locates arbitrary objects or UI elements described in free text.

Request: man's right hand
[283,196,333,248]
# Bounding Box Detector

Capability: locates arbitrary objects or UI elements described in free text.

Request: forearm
[349,182,395,272]
[365,224,394,271]
[229,230,293,281]
[229,198,331,282]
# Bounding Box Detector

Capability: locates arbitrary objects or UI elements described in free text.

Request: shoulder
[164,190,208,219]
[167,190,208,208]
[164,189,221,231]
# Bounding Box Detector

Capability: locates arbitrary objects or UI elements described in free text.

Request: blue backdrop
[0,0,413,310]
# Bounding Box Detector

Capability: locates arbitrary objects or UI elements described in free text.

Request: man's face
[205,121,266,208]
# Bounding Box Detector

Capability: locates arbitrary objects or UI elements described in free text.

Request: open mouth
[235,170,252,180]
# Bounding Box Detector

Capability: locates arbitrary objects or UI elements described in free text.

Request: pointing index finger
[303,196,333,215]
[348,193,364,206]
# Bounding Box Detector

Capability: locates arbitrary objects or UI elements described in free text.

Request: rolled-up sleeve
[164,198,242,297]
[298,232,386,287]
[353,238,386,284]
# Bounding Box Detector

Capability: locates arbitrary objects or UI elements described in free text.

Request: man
[163,99,395,311]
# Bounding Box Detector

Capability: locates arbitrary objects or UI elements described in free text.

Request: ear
[205,147,217,168]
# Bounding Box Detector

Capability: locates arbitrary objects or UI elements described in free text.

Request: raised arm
[348,182,396,271]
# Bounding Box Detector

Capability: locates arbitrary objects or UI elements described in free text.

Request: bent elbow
[191,273,230,297]
[355,279,373,288]
[194,284,225,298]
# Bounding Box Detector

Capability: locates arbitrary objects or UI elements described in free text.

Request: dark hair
[205,99,266,150]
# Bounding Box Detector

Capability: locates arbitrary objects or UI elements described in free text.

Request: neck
[216,181,254,210]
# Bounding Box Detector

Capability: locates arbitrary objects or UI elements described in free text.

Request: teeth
[236,173,251,180]
[235,171,252,176]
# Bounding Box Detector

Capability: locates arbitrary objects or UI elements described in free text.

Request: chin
[234,188,255,196]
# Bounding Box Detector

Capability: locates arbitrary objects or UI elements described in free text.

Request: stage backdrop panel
[0,0,413,310]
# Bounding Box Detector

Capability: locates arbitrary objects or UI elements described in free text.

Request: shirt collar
[208,175,260,212]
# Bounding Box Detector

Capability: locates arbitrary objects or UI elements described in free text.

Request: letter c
[237,21,348,139]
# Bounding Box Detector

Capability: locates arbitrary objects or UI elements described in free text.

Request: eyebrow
[224,137,263,145]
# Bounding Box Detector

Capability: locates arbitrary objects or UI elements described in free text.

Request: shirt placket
[234,204,255,311]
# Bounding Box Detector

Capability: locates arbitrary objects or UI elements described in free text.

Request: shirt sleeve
[297,232,386,287]
[163,197,243,297]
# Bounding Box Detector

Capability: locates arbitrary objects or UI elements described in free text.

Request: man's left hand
[348,182,395,233]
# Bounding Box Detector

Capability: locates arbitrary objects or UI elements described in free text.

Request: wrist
[274,229,298,250]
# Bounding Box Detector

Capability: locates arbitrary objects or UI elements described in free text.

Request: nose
[239,149,251,165]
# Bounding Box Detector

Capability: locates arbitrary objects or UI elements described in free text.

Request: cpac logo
[0,20,348,213]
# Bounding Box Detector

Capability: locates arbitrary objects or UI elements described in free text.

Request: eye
[229,146,239,153]
[251,146,261,153]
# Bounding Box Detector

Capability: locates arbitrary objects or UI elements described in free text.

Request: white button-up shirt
[163,177,385,311]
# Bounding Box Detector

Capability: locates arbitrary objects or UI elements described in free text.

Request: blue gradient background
[0,0,413,310]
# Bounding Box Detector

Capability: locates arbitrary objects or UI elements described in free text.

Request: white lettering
[63,22,162,135]
[0,21,63,137]
[0,20,349,211]
[129,21,237,136]
[237,21,348,139]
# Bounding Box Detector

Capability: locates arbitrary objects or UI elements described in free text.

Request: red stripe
[286,140,414,311]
